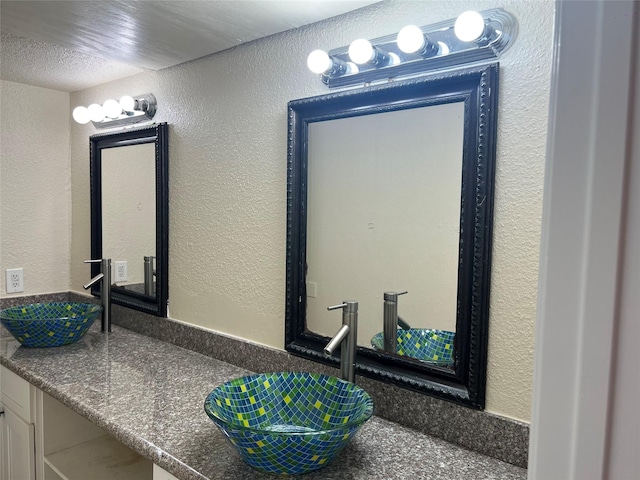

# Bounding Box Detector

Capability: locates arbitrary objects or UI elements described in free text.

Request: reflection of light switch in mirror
[115,261,128,282]
[306,281,317,298]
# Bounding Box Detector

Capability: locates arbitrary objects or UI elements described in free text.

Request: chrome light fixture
[72,93,157,128]
[307,8,517,88]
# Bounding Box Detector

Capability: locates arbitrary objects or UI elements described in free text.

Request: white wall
[306,102,463,345]
[529,0,639,477]
[102,143,156,286]
[64,0,553,422]
[0,80,71,296]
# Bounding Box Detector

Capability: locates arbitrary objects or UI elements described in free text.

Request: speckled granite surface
[92,297,529,467]
[0,322,526,480]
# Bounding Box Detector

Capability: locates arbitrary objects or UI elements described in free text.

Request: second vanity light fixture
[307,8,517,88]
[72,93,157,128]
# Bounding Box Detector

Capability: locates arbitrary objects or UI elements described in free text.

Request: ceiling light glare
[397,25,425,54]
[87,104,105,123]
[72,106,90,124]
[348,39,375,65]
[307,50,332,74]
[454,11,486,42]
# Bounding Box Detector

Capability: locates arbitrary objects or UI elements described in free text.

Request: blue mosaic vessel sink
[204,372,373,475]
[0,302,102,348]
[371,328,455,366]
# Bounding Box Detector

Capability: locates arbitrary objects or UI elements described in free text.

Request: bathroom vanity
[0,322,526,480]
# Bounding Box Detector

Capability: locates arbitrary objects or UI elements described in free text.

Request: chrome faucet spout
[324,301,358,383]
[324,324,350,356]
[83,258,112,333]
[83,273,104,290]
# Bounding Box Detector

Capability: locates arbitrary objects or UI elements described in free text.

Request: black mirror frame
[285,65,498,408]
[89,123,169,317]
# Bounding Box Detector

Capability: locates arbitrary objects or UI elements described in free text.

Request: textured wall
[0,80,71,296]
[67,0,553,421]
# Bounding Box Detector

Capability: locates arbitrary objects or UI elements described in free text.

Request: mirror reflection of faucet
[83,258,112,332]
[143,255,156,296]
[383,291,407,354]
[324,301,358,383]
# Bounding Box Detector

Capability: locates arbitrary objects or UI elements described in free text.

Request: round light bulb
[437,41,450,56]
[397,25,425,54]
[307,50,332,74]
[72,106,90,124]
[103,99,122,119]
[87,103,105,123]
[119,95,135,112]
[454,11,486,42]
[348,38,374,65]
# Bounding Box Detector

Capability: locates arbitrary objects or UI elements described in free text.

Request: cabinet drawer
[1,366,32,422]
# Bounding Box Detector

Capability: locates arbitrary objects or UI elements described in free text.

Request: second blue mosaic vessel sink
[204,371,373,475]
[371,328,455,366]
[0,302,102,348]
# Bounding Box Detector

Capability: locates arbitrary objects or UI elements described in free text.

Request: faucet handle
[327,303,348,311]
[384,291,408,301]
[328,301,358,313]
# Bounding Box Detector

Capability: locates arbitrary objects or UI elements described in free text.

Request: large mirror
[286,65,498,408]
[89,123,169,316]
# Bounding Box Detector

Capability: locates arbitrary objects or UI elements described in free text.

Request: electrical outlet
[6,268,24,293]
[115,261,128,282]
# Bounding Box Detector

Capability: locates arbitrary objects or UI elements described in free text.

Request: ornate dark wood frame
[285,65,498,408]
[89,123,169,317]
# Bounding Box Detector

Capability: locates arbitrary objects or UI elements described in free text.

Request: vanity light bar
[72,93,157,129]
[307,8,517,88]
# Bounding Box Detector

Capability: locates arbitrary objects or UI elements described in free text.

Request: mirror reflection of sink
[0,302,102,348]
[204,371,373,475]
[371,329,455,366]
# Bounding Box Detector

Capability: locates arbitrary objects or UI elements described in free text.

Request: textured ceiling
[1,32,144,92]
[0,0,379,92]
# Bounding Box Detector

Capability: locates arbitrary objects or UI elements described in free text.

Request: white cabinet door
[1,406,35,480]
[153,464,180,480]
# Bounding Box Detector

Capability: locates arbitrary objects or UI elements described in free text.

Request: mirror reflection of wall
[101,143,156,292]
[305,102,464,349]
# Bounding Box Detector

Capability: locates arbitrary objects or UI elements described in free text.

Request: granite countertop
[0,323,526,480]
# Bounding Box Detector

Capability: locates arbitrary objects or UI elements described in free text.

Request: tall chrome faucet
[383,291,407,354]
[83,258,112,332]
[324,301,358,383]
[143,255,156,296]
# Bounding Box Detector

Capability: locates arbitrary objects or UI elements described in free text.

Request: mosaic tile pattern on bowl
[204,371,373,474]
[0,302,102,348]
[371,328,455,365]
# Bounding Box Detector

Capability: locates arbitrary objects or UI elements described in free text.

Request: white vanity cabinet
[0,366,179,480]
[1,366,37,480]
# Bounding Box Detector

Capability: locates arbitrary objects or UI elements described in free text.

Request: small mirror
[89,123,169,316]
[286,65,498,408]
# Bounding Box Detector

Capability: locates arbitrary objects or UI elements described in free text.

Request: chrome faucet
[143,255,156,296]
[83,258,112,332]
[324,301,358,382]
[383,291,407,354]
